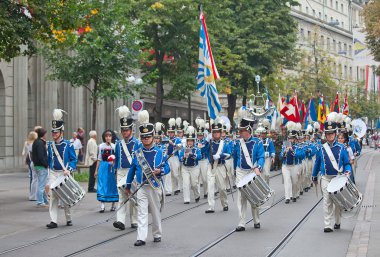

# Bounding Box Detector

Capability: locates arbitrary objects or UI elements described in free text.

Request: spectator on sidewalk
[31,127,49,207]
[22,131,38,201]
[77,127,86,162]
[85,130,98,193]
[70,132,83,158]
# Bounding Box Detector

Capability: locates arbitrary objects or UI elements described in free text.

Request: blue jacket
[312,140,352,179]
[280,144,303,165]
[233,137,265,171]
[47,139,77,172]
[349,136,361,155]
[167,137,182,156]
[304,141,318,160]
[114,137,140,170]
[126,145,169,189]
[207,139,232,165]
[262,137,275,158]
[197,138,209,160]
[179,147,202,167]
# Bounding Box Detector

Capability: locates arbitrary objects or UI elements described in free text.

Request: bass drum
[327,175,362,211]
[236,172,274,207]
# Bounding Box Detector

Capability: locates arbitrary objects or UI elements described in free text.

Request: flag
[325,102,331,116]
[317,96,326,130]
[332,92,340,113]
[282,95,290,125]
[308,98,317,121]
[343,93,349,115]
[197,12,221,119]
[300,100,306,122]
[280,96,300,122]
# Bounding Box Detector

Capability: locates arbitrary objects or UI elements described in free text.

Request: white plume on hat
[115,105,131,118]
[336,113,344,123]
[195,117,205,129]
[226,123,231,131]
[262,118,270,128]
[295,122,302,131]
[345,116,352,125]
[256,124,266,133]
[306,124,313,134]
[168,118,176,127]
[187,125,196,135]
[138,110,149,124]
[286,121,296,131]
[176,117,182,127]
[155,122,164,132]
[313,122,320,130]
[183,120,189,131]
[214,116,223,125]
[327,112,339,122]
[205,122,210,130]
[53,109,66,120]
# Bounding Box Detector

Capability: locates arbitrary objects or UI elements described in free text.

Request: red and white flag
[280,96,300,122]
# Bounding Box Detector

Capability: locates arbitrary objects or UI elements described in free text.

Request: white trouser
[321,176,341,229]
[207,164,228,210]
[49,170,71,223]
[137,185,162,241]
[295,164,302,196]
[182,165,200,202]
[236,168,260,226]
[165,156,180,194]
[116,168,137,225]
[263,157,272,185]
[282,165,298,200]
[199,159,209,195]
[224,158,235,189]
[305,159,313,188]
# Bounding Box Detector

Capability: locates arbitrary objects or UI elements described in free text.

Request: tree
[0,0,92,61]
[42,1,140,129]
[205,0,299,123]
[129,0,199,122]
[363,1,380,62]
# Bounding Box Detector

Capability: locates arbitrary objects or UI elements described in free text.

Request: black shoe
[292,198,296,202]
[134,240,146,246]
[113,221,125,230]
[165,193,172,196]
[285,199,290,204]
[254,223,261,229]
[153,237,161,243]
[205,209,215,214]
[235,226,245,232]
[223,206,229,211]
[131,223,138,229]
[233,185,237,190]
[46,222,57,229]
[300,191,303,195]
[110,206,116,212]
[304,188,309,192]
[174,190,180,195]
[99,208,105,213]
[184,202,190,204]
[66,221,72,226]
[324,228,333,233]
[204,194,208,199]
[334,224,341,230]
[88,189,96,193]
[195,197,200,203]
[226,189,231,193]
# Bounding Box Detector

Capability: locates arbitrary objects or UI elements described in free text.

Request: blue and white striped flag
[197,12,221,120]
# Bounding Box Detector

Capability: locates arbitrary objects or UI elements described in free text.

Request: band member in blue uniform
[281,121,303,204]
[312,112,352,233]
[304,125,317,192]
[195,117,209,198]
[113,106,140,230]
[179,126,201,204]
[234,107,265,231]
[126,110,169,246]
[205,117,232,213]
[154,122,167,156]
[46,109,77,229]
[164,118,182,196]
[95,130,118,212]
[222,121,234,191]
[258,119,275,185]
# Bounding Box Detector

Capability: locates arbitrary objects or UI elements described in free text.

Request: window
[319,12,322,19]
[300,28,305,39]
[336,1,338,10]
[331,17,334,22]
[341,3,344,13]
[338,41,342,53]
[333,39,336,52]
[334,63,337,74]
[344,65,347,79]
[344,43,347,52]
[320,35,324,48]
[349,67,353,80]
[306,6,309,14]
[327,37,331,50]
[313,9,316,17]
[307,30,311,41]
[325,14,327,21]
[349,45,352,56]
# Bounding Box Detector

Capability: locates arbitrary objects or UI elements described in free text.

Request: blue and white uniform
[47,139,77,224]
[114,137,140,226]
[197,137,210,197]
[179,146,201,203]
[164,136,182,195]
[223,137,235,189]
[233,136,265,227]
[304,141,317,190]
[126,144,169,243]
[262,137,275,185]
[312,140,352,230]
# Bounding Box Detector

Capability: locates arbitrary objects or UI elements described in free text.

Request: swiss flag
[280,97,300,122]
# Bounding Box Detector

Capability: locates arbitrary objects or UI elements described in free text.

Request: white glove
[213,154,220,160]
[265,152,269,158]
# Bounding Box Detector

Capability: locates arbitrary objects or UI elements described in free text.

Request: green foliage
[363,1,380,62]
[74,171,89,182]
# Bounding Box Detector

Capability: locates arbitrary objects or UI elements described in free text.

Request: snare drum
[50,175,86,207]
[236,173,274,207]
[327,175,362,211]
[117,174,137,206]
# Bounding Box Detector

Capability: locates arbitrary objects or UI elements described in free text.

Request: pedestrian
[22,131,38,201]
[85,130,98,193]
[31,127,49,207]
[77,127,85,162]
[95,129,118,213]
[70,132,82,158]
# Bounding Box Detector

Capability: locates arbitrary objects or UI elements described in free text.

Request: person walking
[85,130,98,193]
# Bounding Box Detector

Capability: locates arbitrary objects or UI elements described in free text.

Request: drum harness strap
[52,142,69,172]
[240,139,254,169]
[322,143,343,174]
[121,140,133,164]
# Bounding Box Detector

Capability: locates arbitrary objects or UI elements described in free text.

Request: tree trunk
[227,94,237,128]
[154,76,164,123]
[187,94,191,123]
[242,84,248,106]
[91,80,98,130]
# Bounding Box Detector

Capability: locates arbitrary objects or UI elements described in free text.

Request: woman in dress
[95,130,119,212]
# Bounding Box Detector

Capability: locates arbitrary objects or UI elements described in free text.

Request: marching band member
[222,121,234,191]
[164,118,181,196]
[95,130,118,213]
[346,117,360,181]
[281,121,303,204]
[259,119,275,185]
[46,109,77,229]
[297,128,306,196]
[312,112,352,233]
[205,117,232,213]
[113,106,139,230]
[303,125,317,192]
[179,126,201,204]
[295,123,305,198]
[126,110,169,246]
[154,122,167,155]
[234,108,265,231]
[195,117,210,198]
